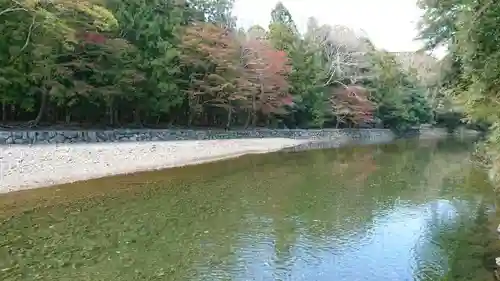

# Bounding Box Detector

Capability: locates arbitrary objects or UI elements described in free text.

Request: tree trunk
[114,110,119,126]
[188,109,194,127]
[29,90,48,127]
[108,102,114,126]
[2,99,6,122]
[251,88,260,127]
[252,111,258,127]
[133,107,142,126]
[65,110,71,124]
[11,104,15,121]
[244,109,251,128]
[203,111,209,126]
[226,106,232,129]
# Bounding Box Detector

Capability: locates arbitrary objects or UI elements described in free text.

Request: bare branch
[308,23,372,87]
[8,14,38,64]
[0,6,26,16]
[19,15,37,54]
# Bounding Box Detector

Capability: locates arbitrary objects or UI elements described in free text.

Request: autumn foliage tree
[179,23,292,128]
[62,34,145,125]
[0,0,432,131]
[241,38,291,127]
[330,85,374,128]
[179,22,249,127]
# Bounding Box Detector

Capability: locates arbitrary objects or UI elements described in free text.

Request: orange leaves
[243,39,290,80]
[80,32,107,44]
[179,21,246,118]
[178,21,294,126]
[241,38,292,117]
[180,22,240,73]
[331,85,374,125]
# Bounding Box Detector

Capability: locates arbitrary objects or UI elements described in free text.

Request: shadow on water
[0,138,498,280]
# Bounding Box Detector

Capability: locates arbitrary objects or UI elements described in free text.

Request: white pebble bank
[0,138,306,193]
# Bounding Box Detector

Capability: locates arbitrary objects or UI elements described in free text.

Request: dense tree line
[0,0,434,132]
[417,0,500,178]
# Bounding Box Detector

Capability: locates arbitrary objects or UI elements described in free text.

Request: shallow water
[0,138,498,281]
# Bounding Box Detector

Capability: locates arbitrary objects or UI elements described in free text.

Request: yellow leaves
[31,0,118,43]
[81,3,118,31]
[219,82,235,92]
[228,93,247,101]
[207,73,225,83]
[180,21,241,66]
[102,38,136,56]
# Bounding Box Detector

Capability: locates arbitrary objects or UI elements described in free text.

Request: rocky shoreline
[0,128,394,144]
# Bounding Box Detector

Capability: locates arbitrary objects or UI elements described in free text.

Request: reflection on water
[0,139,497,281]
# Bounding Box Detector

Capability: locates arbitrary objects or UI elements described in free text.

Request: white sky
[233,0,425,53]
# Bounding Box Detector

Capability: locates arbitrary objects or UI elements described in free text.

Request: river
[0,138,498,280]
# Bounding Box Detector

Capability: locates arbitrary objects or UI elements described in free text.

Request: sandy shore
[0,138,306,194]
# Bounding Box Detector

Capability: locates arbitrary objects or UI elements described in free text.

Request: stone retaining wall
[0,128,395,145]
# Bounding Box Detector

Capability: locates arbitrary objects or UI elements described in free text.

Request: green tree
[416,0,472,130]
[270,1,297,33]
[267,2,298,52]
[187,0,236,28]
[286,39,327,128]
[0,0,122,125]
[367,51,432,133]
[109,0,188,125]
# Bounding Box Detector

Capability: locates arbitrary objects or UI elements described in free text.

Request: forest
[417,0,500,178]
[0,0,461,133]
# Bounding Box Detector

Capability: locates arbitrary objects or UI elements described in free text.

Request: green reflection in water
[0,139,498,281]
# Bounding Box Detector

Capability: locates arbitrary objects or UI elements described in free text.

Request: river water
[0,138,498,281]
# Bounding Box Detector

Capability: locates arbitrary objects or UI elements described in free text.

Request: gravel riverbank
[0,138,306,194]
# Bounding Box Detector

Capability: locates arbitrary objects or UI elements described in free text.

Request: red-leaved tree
[241,38,292,127]
[179,22,249,127]
[330,85,374,127]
